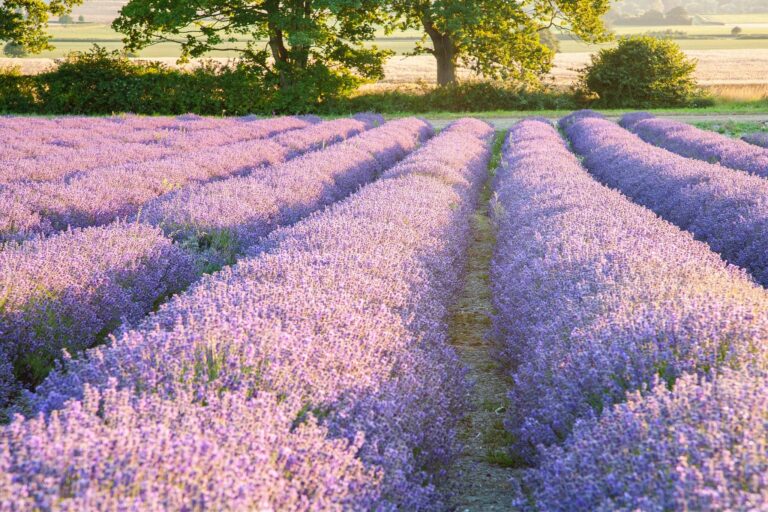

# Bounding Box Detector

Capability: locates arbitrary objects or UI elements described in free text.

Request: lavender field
[1,112,768,510]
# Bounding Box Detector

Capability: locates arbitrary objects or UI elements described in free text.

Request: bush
[327,82,578,114]
[0,49,581,115]
[3,43,27,58]
[0,46,353,115]
[0,66,37,112]
[579,36,702,108]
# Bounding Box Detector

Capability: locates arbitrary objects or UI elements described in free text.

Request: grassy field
[692,120,768,136]
[24,19,768,58]
[3,19,767,104]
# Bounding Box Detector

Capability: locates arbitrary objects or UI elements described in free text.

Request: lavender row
[0,116,410,405]
[563,112,768,287]
[0,223,196,408]
[743,131,768,148]
[0,116,318,184]
[491,118,768,468]
[620,112,768,177]
[141,117,433,266]
[530,367,768,510]
[0,114,256,161]
[2,119,494,510]
[0,115,380,242]
[0,113,256,146]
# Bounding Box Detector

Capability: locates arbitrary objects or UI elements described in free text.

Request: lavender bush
[556,109,604,130]
[743,132,768,148]
[140,118,432,266]
[493,118,768,462]
[0,116,378,241]
[621,113,768,176]
[529,369,768,510]
[564,114,768,287]
[0,115,318,184]
[0,223,196,407]
[2,119,493,510]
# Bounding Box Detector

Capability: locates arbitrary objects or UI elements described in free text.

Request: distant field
[23,18,768,59]
[2,19,767,97]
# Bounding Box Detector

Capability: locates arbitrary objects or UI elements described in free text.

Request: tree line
[1,0,611,87]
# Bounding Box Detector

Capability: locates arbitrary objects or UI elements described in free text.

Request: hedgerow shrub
[326,82,579,114]
[0,47,351,115]
[0,65,38,112]
[579,36,706,108]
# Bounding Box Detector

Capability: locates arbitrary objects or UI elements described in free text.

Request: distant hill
[69,1,128,22]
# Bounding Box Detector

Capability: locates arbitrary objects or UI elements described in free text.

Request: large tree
[113,0,391,92]
[388,0,612,85]
[0,0,83,53]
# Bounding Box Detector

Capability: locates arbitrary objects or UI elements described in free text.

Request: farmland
[1,110,768,509]
[3,18,768,98]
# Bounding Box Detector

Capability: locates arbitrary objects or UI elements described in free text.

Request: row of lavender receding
[0,114,269,161]
[0,119,493,510]
[0,116,429,412]
[493,118,768,510]
[743,131,768,148]
[0,115,319,184]
[140,117,433,269]
[619,112,768,177]
[563,111,768,287]
[0,115,381,242]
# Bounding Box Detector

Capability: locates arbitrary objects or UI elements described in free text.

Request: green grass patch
[692,120,768,137]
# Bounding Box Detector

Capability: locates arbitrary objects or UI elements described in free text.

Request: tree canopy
[0,0,83,53]
[112,0,392,100]
[387,0,612,85]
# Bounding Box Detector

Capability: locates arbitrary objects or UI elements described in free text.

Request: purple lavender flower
[0,117,376,240]
[621,113,768,176]
[4,118,492,510]
[0,115,318,184]
[0,222,195,407]
[743,132,768,148]
[530,369,768,511]
[493,118,768,463]
[138,118,431,265]
[564,113,768,287]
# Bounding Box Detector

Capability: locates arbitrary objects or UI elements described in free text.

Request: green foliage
[328,82,579,113]
[386,0,611,85]
[0,46,359,115]
[58,14,74,25]
[0,54,583,113]
[0,65,38,112]
[112,0,391,104]
[0,0,83,53]
[579,36,703,108]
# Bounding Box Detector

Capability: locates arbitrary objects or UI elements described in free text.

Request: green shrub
[0,46,364,115]
[0,66,37,113]
[3,42,27,58]
[579,36,703,108]
[327,82,578,114]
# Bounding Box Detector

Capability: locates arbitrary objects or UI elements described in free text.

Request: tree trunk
[435,45,456,86]
[265,0,292,89]
[422,18,457,86]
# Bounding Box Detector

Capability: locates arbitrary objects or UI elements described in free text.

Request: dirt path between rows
[441,139,522,510]
[428,112,768,130]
